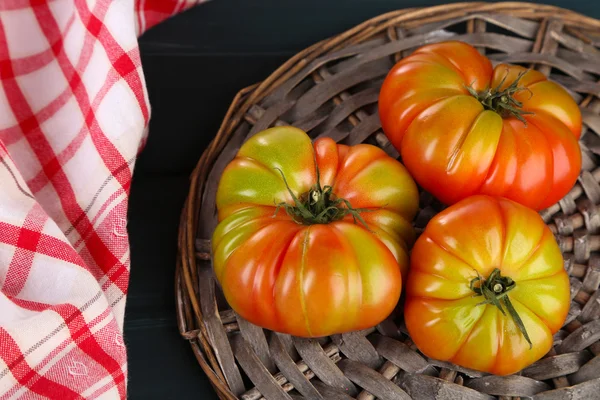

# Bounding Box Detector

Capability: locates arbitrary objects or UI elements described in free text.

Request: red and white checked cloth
[0,1,207,398]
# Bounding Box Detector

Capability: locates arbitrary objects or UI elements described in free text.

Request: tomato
[404,195,570,375]
[379,40,582,211]
[212,126,419,337]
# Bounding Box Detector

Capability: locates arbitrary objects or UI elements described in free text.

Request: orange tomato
[404,195,570,375]
[212,126,419,337]
[379,40,582,210]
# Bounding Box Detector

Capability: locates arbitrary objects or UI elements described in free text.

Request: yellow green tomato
[212,126,419,337]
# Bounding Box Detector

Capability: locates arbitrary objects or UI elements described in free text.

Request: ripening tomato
[379,40,582,211]
[404,195,570,376]
[212,126,419,337]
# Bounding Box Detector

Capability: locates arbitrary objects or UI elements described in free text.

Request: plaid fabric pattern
[0,1,205,398]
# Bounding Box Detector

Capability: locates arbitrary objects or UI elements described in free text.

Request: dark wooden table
[124,1,600,398]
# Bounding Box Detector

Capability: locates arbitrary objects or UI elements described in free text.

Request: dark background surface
[124,1,600,398]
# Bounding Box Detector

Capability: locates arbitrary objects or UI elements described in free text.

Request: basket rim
[175,2,600,399]
[185,0,600,183]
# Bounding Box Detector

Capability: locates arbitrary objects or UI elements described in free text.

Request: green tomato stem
[465,68,535,125]
[273,153,374,229]
[470,268,532,349]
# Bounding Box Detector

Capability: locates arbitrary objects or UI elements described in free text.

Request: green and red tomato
[212,126,419,337]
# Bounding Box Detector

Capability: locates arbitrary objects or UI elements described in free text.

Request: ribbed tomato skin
[404,195,570,375]
[212,126,419,337]
[379,40,582,211]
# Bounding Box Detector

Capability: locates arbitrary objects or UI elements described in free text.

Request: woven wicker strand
[176,3,600,399]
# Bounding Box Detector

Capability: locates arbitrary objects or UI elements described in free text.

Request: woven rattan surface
[176,2,600,399]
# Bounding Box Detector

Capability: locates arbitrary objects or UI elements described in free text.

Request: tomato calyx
[470,268,532,349]
[273,158,373,229]
[465,69,535,125]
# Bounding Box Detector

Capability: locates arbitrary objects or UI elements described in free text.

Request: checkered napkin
[0,1,205,398]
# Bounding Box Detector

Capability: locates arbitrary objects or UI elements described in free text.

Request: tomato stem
[470,268,532,349]
[273,153,375,229]
[465,69,535,125]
